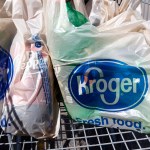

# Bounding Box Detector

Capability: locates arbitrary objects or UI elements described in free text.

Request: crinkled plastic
[89,0,142,26]
[66,2,88,27]
[46,0,150,133]
[73,0,88,18]
[0,0,60,139]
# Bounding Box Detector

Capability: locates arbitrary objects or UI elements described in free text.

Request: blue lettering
[76,118,82,123]
[101,117,108,125]
[95,118,101,126]
[69,59,148,112]
[134,122,141,129]
[88,119,94,125]
[125,121,133,127]
[1,117,7,127]
[117,119,124,126]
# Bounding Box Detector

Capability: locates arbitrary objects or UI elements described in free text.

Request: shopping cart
[0,0,150,150]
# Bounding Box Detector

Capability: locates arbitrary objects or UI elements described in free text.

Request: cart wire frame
[1,102,150,150]
[0,0,150,150]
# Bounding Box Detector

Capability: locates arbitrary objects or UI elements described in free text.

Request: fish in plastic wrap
[46,0,150,133]
[0,0,60,139]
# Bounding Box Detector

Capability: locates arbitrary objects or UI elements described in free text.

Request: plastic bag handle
[46,0,88,32]
[73,0,88,18]
[0,0,12,18]
[47,0,71,31]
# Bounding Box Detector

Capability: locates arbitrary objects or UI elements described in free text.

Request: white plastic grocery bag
[1,0,60,139]
[46,0,150,133]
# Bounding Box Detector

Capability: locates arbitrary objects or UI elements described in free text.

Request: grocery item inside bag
[0,0,60,139]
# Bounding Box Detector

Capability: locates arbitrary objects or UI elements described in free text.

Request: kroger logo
[68,60,148,112]
[0,46,13,100]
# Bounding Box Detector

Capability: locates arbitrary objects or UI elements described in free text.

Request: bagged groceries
[46,0,150,133]
[0,0,60,139]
